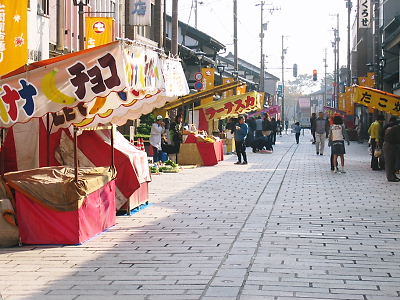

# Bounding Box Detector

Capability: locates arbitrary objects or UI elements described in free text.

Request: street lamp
[72,0,90,51]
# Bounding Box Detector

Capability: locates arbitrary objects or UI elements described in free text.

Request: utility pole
[171,0,178,56]
[346,0,352,87]
[281,35,285,127]
[195,0,198,28]
[373,0,381,89]
[324,48,328,107]
[233,0,238,74]
[259,1,265,92]
[233,0,238,95]
[336,14,340,109]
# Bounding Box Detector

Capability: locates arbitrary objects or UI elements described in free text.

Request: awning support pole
[73,126,78,183]
[111,125,115,170]
[0,128,4,179]
[46,113,51,166]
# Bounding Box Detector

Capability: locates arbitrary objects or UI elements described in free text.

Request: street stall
[195,91,263,155]
[0,40,189,244]
[161,81,248,166]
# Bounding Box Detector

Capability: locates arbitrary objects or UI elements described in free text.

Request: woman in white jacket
[150,115,165,162]
[329,115,349,173]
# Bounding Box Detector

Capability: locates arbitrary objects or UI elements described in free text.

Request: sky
[166,0,355,85]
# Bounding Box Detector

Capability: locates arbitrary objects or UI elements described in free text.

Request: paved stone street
[1,132,400,300]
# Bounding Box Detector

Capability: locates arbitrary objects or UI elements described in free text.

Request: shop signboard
[129,0,152,26]
[354,85,400,116]
[0,0,28,76]
[85,17,114,49]
[358,0,371,28]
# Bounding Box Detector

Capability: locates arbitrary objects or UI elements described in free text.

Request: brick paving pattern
[1,132,400,300]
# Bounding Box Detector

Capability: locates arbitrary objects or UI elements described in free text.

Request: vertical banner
[358,0,371,28]
[223,78,234,98]
[0,0,28,76]
[86,17,114,49]
[129,0,152,26]
[201,68,215,105]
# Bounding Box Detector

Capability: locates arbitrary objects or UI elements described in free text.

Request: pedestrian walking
[234,115,249,165]
[383,122,400,182]
[285,120,289,134]
[368,115,385,170]
[277,119,282,136]
[271,117,277,145]
[150,115,165,162]
[329,115,349,173]
[294,122,301,144]
[315,112,330,155]
[255,116,263,138]
[310,112,316,144]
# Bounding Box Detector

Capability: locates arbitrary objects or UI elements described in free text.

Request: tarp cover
[4,166,116,211]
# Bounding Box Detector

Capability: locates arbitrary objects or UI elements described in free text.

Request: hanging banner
[129,0,152,26]
[0,42,127,128]
[0,0,28,76]
[353,85,400,116]
[86,17,114,49]
[358,0,371,28]
[201,68,215,106]
[223,78,234,98]
[195,91,262,121]
[50,45,167,130]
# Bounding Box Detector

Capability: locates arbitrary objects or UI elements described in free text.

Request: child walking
[294,122,301,144]
[329,115,349,173]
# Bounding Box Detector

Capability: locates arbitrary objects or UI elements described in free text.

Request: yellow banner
[86,17,114,49]
[0,0,28,76]
[201,68,215,105]
[353,86,400,116]
[196,91,262,121]
[223,78,234,98]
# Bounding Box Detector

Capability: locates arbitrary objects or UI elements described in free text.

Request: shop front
[0,40,189,245]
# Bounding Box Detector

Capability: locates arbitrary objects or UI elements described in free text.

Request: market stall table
[5,166,116,245]
[179,134,224,166]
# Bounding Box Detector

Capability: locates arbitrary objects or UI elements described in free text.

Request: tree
[285,74,319,96]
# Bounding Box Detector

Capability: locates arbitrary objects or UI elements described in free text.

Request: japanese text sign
[129,0,151,26]
[354,86,400,116]
[0,0,28,76]
[358,0,371,28]
[0,42,126,128]
[196,91,262,121]
[86,17,114,49]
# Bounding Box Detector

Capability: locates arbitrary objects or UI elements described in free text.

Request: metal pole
[73,127,78,183]
[281,35,285,128]
[233,0,238,95]
[333,29,337,108]
[0,129,4,178]
[171,0,179,56]
[374,0,380,89]
[111,125,115,170]
[78,3,84,51]
[336,14,340,108]
[324,48,328,107]
[346,0,352,86]
[195,0,198,29]
[46,113,51,166]
[259,1,264,91]
[233,0,238,73]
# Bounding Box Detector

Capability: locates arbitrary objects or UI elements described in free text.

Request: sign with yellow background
[353,85,400,116]
[200,68,215,105]
[0,0,28,76]
[86,17,114,49]
[223,78,234,97]
[196,91,262,121]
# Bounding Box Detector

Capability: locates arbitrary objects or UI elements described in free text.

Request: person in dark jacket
[383,123,400,182]
[310,113,317,144]
[271,117,277,145]
[234,115,249,165]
